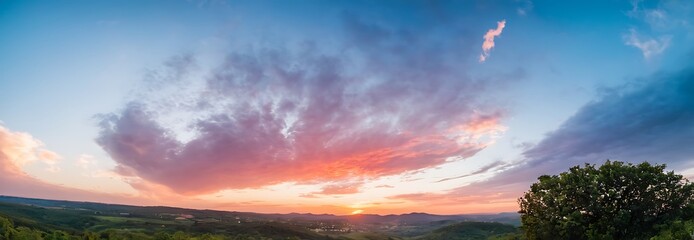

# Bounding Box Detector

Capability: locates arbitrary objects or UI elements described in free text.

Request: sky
[1,0,694,215]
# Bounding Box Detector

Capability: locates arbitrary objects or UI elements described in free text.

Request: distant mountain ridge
[0,195,520,226]
[343,212,520,225]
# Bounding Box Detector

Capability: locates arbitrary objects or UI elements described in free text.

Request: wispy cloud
[624,29,671,59]
[626,0,688,30]
[296,182,365,198]
[315,182,363,195]
[479,20,506,62]
[386,186,519,213]
[516,0,533,16]
[435,160,506,183]
[75,154,96,170]
[623,0,694,59]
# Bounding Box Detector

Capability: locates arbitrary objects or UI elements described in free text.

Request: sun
[351,209,364,215]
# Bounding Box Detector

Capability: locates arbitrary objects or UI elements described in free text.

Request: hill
[414,222,519,240]
[0,195,520,226]
[0,195,521,239]
[0,200,331,239]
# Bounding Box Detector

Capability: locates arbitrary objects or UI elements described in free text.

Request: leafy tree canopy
[518,161,694,240]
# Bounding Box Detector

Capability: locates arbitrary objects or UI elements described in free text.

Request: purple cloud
[96,15,514,195]
[442,65,694,207]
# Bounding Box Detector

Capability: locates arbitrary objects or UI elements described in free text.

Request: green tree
[488,233,527,240]
[196,233,225,240]
[171,231,190,240]
[81,231,99,240]
[0,216,16,240]
[153,232,173,240]
[651,219,694,240]
[45,230,72,240]
[518,161,694,240]
[14,226,43,240]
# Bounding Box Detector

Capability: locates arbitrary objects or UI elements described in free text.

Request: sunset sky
[1,0,694,215]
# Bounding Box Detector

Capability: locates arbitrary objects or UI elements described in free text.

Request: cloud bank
[390,65,694,211]
[479,20,506,62]
[520,66,694,171]
[496,64,693,188]
[96,16,512,195]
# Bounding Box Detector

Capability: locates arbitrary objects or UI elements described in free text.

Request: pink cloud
[96,17,514,196]
[479,20,507,62]
[0,125,60,171]
[458,113,504,134]
[98,104,493,195]
[0,125,145,205]
[315,182,363,195]
[1,125,414,214]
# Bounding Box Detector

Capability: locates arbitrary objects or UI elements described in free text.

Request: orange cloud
[459,114,504,134]
[315,182,363,195]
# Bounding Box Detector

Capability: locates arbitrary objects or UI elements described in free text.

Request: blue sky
[0,0,693,214]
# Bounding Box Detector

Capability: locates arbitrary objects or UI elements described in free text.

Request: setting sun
[351,209,364,215]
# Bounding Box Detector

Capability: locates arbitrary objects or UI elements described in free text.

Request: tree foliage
[518,161,694,240]
[0,216,14,240]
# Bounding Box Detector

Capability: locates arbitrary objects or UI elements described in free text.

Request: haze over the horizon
[1,0,694,215]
